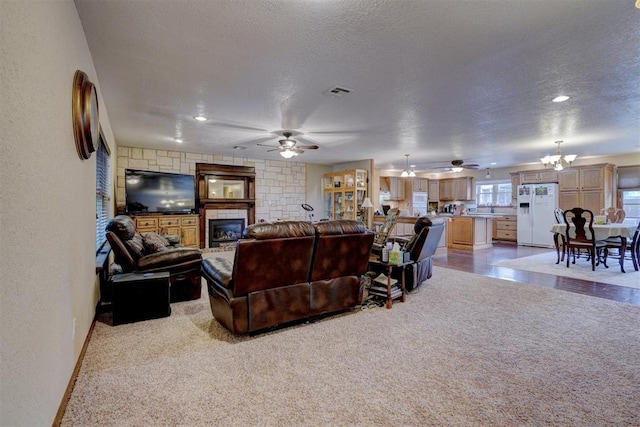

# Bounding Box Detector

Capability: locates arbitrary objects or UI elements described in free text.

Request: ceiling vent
[324,86,353,97]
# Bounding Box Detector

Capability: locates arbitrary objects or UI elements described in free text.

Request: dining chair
[600,207,626,224]
[562,207,608,271]
[603,221,640,272]
[553,208,566,264]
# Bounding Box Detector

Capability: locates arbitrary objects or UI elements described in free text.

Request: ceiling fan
[432,160,480,172]
[257,131,319,159]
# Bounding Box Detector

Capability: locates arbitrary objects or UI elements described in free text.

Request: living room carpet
[492,251,640,289]
[61,268,639,426]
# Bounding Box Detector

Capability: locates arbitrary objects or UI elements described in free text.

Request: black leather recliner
[106,215,203,302]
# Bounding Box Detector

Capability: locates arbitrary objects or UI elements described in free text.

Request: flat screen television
[125,169,196,214]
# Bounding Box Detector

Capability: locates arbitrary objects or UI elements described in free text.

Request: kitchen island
[446,215,493,250]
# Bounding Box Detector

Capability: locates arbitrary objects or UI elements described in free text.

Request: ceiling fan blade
[463,164,480,170]
[297,145,319,150]
[266,148,282,152]
[257,142,278,147]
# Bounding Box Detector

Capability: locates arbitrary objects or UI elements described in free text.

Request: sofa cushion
[313,219,365,236]
[137,247,202,270]
[142,232,170,253]
[243,221,316,240]
[202,257,234,288]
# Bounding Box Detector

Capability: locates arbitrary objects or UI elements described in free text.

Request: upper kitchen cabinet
[510,172,520,201]
[413,178,429,192]
[380,176,406,200]
[439,177,474,201]
[519,170,559,184]
[428,180,440,202]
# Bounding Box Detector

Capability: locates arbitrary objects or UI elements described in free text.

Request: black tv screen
[125,169,196,214]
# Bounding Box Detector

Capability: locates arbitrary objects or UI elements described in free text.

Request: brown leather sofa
[202,220,375,334]
[106,215,203,302]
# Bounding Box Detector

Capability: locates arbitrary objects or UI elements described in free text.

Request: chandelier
[540,140,577,171]
[400,154,416,177]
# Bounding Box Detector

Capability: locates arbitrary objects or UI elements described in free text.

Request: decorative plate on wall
[72,70,99,160]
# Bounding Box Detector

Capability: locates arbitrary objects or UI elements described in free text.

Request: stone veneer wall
[116,146,307,222]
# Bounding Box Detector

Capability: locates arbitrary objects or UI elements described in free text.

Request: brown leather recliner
[370,216,445,291]
[106,215,203,302]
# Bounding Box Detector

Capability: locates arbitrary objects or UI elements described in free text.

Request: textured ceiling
[75,0,640,172]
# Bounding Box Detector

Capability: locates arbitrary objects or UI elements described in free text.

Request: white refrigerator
[516,183,559,248]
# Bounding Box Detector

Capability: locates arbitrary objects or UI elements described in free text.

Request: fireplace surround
[196,163,256,249]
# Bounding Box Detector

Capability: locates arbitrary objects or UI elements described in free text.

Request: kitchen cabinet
[493,215,517,242]
[439,177,474,201]
[519,170,559,184]
[134,214,200,247]
[428,180,439,201]
[323,169,368,221]
[388,177,406,200]
[558,164,613,213]
[413,178,429,192]
[510,172,520,201]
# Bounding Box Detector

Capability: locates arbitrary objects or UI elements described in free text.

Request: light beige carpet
[492,251,640,289]
[61,268,640,426]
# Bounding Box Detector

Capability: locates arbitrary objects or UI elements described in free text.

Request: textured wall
[116,146,309,222]
[0,1,114,424]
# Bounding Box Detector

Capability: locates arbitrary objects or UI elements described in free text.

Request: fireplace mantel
[196,163,256,249]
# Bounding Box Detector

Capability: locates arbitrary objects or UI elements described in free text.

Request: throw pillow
[142,232,170,254]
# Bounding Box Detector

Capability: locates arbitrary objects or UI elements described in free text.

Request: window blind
[96,136,111,251]
[617,165,640,190]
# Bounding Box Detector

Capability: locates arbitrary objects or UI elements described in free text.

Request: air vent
[324,86,353,97]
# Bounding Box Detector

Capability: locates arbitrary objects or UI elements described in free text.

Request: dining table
[550,223,637,273]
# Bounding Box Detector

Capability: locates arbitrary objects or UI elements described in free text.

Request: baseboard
[52,316,97,426]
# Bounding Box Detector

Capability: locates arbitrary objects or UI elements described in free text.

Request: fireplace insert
[209,219,245,247]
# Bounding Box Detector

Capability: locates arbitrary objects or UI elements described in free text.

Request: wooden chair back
[563,207,596,243]
[600,207,626,223]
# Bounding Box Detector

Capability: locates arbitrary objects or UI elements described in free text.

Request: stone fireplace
[208,219,245,248]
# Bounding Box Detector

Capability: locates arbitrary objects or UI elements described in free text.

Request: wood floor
[432,242,640,306]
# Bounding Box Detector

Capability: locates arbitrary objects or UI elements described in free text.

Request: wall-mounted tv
[125,169,196,214]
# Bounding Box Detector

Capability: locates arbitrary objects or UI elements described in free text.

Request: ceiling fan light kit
[540,140,577,171]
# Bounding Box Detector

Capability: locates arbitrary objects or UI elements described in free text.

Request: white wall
[0,2,114,424]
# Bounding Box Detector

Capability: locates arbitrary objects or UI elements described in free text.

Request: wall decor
[72,70,99,160]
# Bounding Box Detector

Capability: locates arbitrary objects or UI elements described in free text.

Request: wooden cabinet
[388,177,405,200]
[519,170,559,184]
[134,214,200,247]
[323,169,368,221]
[558,164,614,213]
[510,173,520,201]
[428,180,439,201]
[493,216,517,242]
[439,177,474,201]
[413,178,429,192]
[439,180,454,201]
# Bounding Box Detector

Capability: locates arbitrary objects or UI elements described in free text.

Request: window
[621,190,640,223]
[96,133,111,251]
[476,182,512,207]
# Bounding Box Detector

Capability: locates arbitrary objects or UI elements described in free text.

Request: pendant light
[400,154,416,177]
[540,140,577,171]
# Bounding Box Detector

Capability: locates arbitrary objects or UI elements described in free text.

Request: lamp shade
[362,197,373,208]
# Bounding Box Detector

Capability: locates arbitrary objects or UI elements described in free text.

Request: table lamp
[361,197,374,229]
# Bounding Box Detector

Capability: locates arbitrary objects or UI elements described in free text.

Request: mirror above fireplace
[205,176,245,199]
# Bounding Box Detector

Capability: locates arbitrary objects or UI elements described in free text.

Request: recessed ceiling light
[490,162,497,165]
[194,115,208,122]
[175,138,183,143]
[552,95,570,103]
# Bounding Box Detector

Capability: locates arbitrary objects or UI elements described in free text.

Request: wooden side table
[368,256,412,309]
